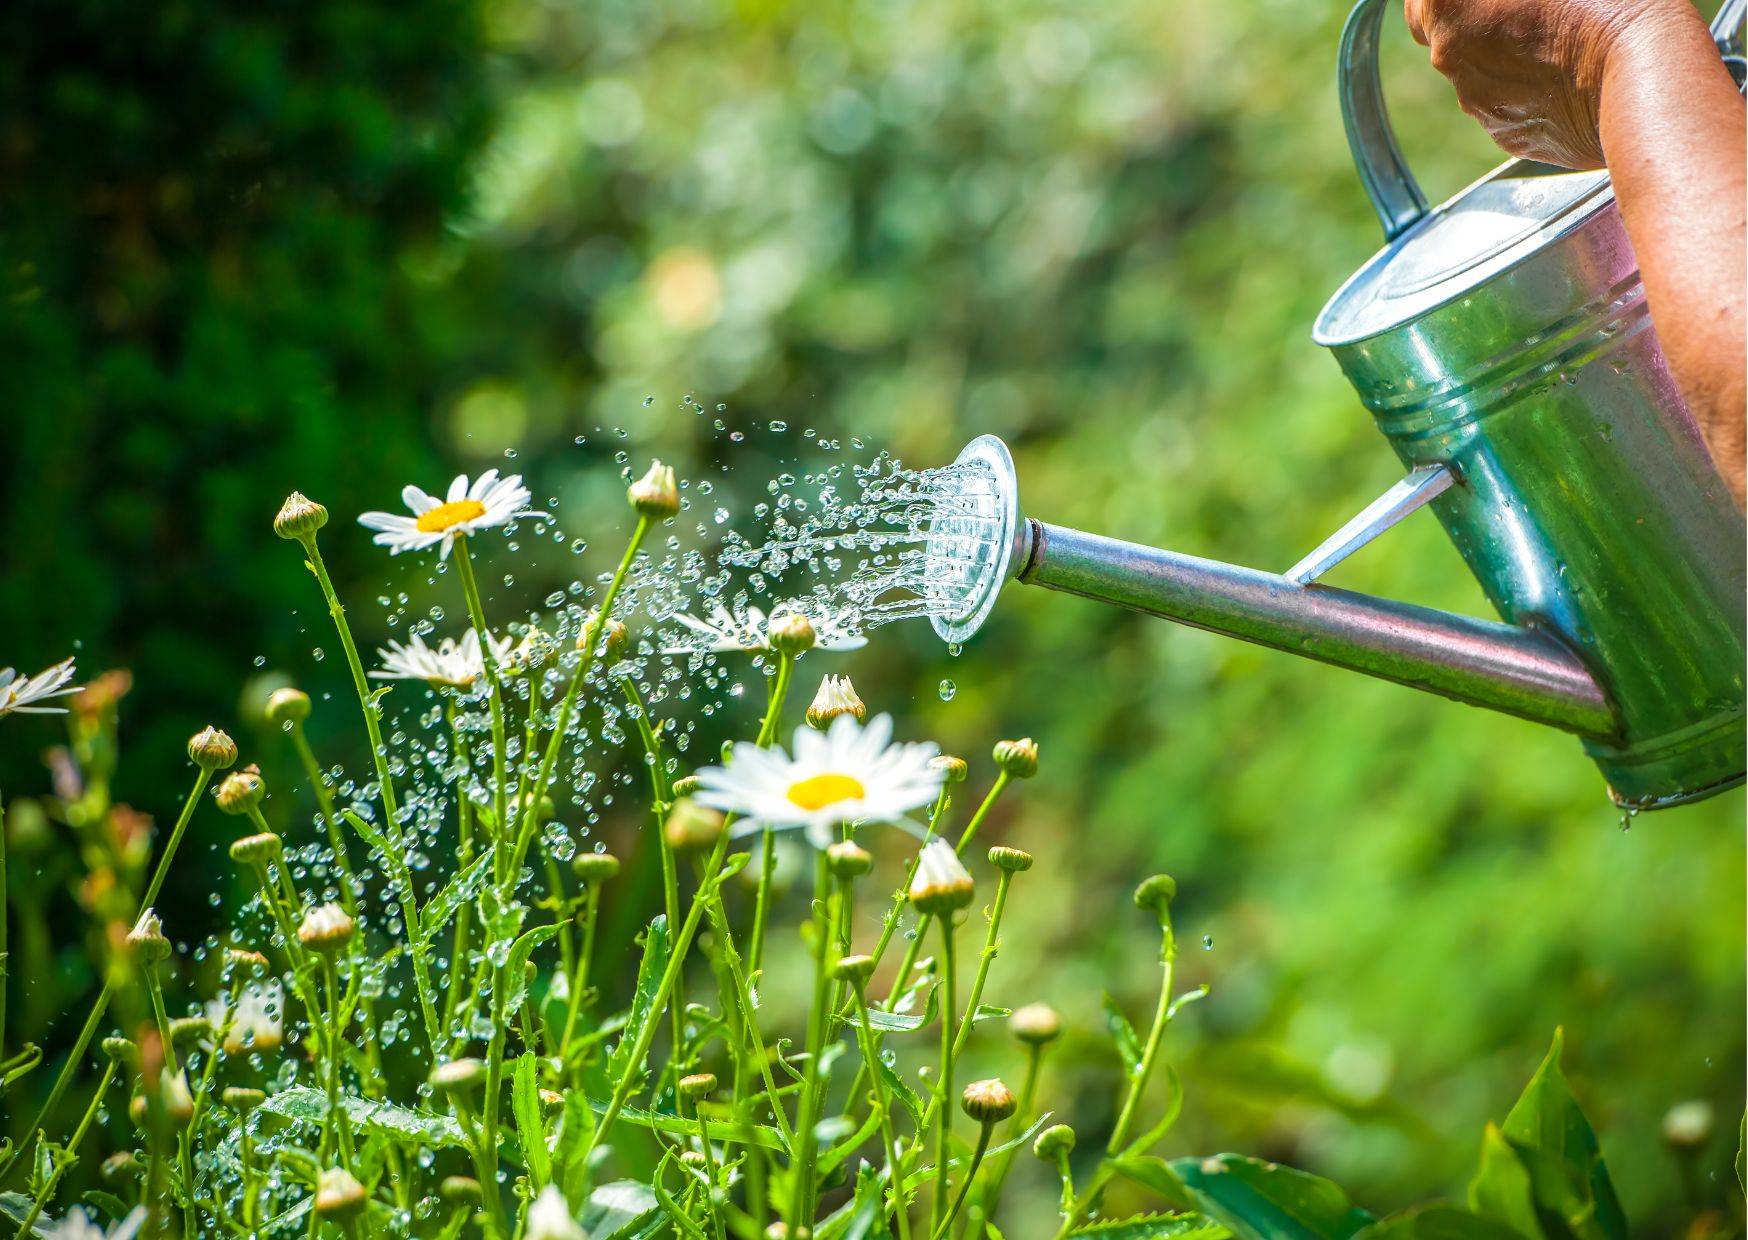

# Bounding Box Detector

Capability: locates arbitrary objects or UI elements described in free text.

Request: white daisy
[525,1185,586,1240]
[0,657,79,719]
[207,980,285,1056]
[45,1207,145,1239]
[661,603,866,655]
[357,469,540,559]
[692,713,943,849]
[369,630,512,689]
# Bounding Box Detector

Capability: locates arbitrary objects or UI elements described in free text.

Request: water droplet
[937,679,956,701]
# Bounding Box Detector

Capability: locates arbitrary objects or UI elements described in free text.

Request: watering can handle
[1339,0,1748,241]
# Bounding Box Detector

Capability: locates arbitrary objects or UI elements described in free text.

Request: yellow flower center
[786,772,866,811]
[415,499,488,534]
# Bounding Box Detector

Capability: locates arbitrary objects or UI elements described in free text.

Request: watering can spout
[926,435,1617,738]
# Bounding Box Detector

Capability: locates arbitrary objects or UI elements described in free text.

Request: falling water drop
[937,679,956,701]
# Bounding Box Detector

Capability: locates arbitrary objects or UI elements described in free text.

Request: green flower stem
[583,829,729,1162]
[442,707,476,1037]
[686,1097,728,1240]
[287,723,360,912]
[300,534,441,1057]
[319,958,357,1167]
[950,872,1011,1060]
[698,888,795,1148]
[502,514,651,891]
[1053,1149,1075,1218]
[745,651,796,979]
[931,922,959,1234]
[184,978,245,1235]
[1053,921,1177,1239]
[1,782,8,1060]
[954,774,1009,855]
[0,767,211,1187]
[849,982,912,1240]
[932,1120,995,1240]
[558,883,603,1071]
[11,1058,117,1236]
[790,850,837,1226]
[451,537,510,866]
[144,966,177,1073]
[449,1099,508,1240]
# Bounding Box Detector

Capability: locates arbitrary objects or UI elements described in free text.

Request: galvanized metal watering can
[928,0,1746,809]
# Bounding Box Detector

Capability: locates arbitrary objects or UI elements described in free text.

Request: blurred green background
[2,0,1741,1229]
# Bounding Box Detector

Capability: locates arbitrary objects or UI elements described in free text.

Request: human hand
[1404,0,1700,168]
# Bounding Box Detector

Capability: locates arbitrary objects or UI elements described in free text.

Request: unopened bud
[298,903,355,953]
[102,1036,139,1066]
[628,461,680,520]
[526,1184,586,1240]
[992,738,1039,779]
[988,846,1033,873]
[429,1058,486,1096]
[768,611,816,655]
[223,1086,267,1112]
[101,1151,142,1183]
[806,674,865,729]
[1010,1002,1062,1045]
[314,1167,368,1220]
[929,755,968,784]
[1034,1123,1076,1159]
[440,1176,483,1205]
[170,1016,212,1049]
[1133,874,1176,921]
[960,1078,1017,1123]
[580,613,629,660]
[187,726,239,772]
[1662,1100,1714,1151]
[571,851,621,884]
[226,948,271,975]
[507,628,560,675]
[215,765,266,815]
[678,1072,717,1100]
[161,1070,195,1126]
[264,688,311,725]
[908,840,974,916]
[833,954,876,984]
[229,832,283,865]
[274,492,330,542]
[671,775,703,798]
[664,799,725,854]
[826,840,872,879]
[127,909,172,963]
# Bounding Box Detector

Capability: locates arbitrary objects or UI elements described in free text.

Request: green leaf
[513,1053,551,1189]
[970,1003,1012,1025]
[1736,1110,1745,1196]
[844,982,939,1034]
[872,1051,926,1126]
[1467,1128,1543,1240]
[551,1092,596,1203]
[581,1180,660,1239]
[340,808,396,862]
[609,915,672,1082]
[1354,1204,1524,1239]
[1113,1156,1195,1210]
[1167,1154,1374,1240]
[258,1086,465,1148]
[0,1193,53,1236]
[499,923,564,1017]
[1493,1030,1625,1240]
[595,1100,788,1150]
[414,849,495,949]
[816,1162,893,1240]
[1068,1212,1231,1239]
[1105,992,1143,1075]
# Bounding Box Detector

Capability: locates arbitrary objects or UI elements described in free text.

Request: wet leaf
[581,1180,660,1238]
[499,923,564,1017]
[608,915,671,1083]
[513,1052,550,1188]
[257,1087,465,1148]
[0,1193,53,1237]
[1354,1204,1523,1239]
[1166,1154,1373,1240]
[1104,992,1143,1075]
[414,848,495,949]
[1067,1212,1231,1239]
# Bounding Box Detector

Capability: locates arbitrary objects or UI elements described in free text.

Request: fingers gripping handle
[1339,0,1429,240]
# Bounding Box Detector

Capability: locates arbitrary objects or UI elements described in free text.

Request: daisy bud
[314,1167,368,1221]
[806,674,866,730]
[681,1149,709,1170]
[223,1086,267,1112]
[101,1151,142,1183]
[579,613,630,660]
[628,460,680,520]
[768,610,816,655]
[161,1069,195,1126]
[826,840,872,879]
[960,1078,1017,1124]
[226,947,271,975]
[429,1058,487,1096]
[988,845,1033,873]
[1662,1100,1713,1151]
[833,954,876,984]
[439,1176,483,1205]
[1133,874,1176,922]
[671,775,703,797]
[1034,1123,1076,1159]
[102,1036,139,1066]
[170,1016,213,1049]
[571,851,621,885]
[765,1226,812,1240]
[264,688,311,725]
[992,738,1039,779]
[127,909,172,963]
[1010,1002,1062,1046]
[274,492,330,542]
[187,726,238,772]
[539,1088,565,1115]
[215,765,266,815]
[664,798,725,854]
[229,832,282,865]
[678,1072,717,1101]
[928,755,968,784]
[508,628,560,675]
[907,839,974,916]
[526,1184,586,1240]
[298,902,355,953]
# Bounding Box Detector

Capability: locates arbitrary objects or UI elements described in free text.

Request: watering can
[927,0,1746,809]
